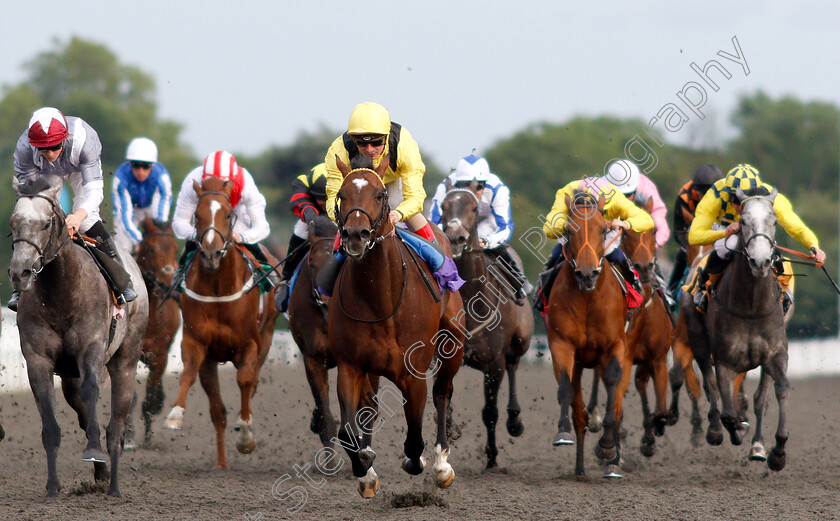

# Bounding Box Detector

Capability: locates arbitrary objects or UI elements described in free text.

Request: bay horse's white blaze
[205,200,223,245]
[352,179,368,191]
[163,405,185,430]
[432,444,454,489]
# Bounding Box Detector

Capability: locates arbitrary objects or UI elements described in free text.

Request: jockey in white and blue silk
[111,137,173,252]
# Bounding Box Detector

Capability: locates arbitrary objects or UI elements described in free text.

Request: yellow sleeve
[543,184,580,239]
[324,136,350,221]
[688,189,725,245]
[774,193,819,250]
[604,191,654,232]
[392,128,426,219]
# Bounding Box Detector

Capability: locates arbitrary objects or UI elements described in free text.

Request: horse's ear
[193,180,203,196]
[767,187,778,202]
[644,196,654,213]
[223,179,234,195]
[564,192,572,210]
[734,188,746,205]
[597,192,607,212]
[374,155,390,179]
[444,177,453,192]
[12,176,23,197]
[144,216,159,233]
[336,155,351,178]
[308,221,317,242]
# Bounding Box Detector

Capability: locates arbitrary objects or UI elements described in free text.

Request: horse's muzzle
[199,249,224,271]
[445,232,467,259]
[8,266,35,292]
[341,227,371,258]
[574,268,600,292]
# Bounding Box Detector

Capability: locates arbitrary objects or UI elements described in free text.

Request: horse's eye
[376,191,386,200]
[42,221,50,230]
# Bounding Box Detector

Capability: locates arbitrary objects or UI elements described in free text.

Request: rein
[336,233,408,323]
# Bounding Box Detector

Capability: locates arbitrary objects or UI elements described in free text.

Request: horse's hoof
[123,436,138,451]
[358,468,379,499]
[107,489,122,498]
[653,415,669,437]
[435,467,455,489]
[552,431,574,446]
[767,449,786,472]
[706,429,724,446]
[212,463,230,470]
[666,407,679,426]
[728,427,745,446]
[690,431,705,448]
[640,442,656,458]
[740,421,751,432]
[236,436,257,454]
[602,464,623,479]
[749,442,767,462]
[401,455,426,475]
[594,443,616,461]
[82,448,108,463]
[359,447,376,468]
[506,417,525,437]
[587,414,603,433]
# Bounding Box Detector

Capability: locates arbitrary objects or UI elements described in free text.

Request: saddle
[73,235,130,307]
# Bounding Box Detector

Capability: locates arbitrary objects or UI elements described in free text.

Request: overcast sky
[2,1,839,173]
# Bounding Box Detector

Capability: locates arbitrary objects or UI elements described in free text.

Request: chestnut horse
[289,216,381,448]
[619,198,673,457]
[329,157,465,498]
[125,218,181,448]
[545,191,630,478]
[439,184,534,468]
[163,176,279,468]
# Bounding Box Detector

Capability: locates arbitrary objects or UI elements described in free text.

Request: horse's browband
[739,195,775,205]
[445,188,480,204]
[345,168,385,189]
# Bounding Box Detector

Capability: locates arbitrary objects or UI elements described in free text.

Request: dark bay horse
[619,200,673,457]
[683,187,791,469]
[9,175,149,497]
[125,218,181,448]
[163,176,279,469]
[329,157,465,498]
[439,184,533,468]
[545,191,630,478]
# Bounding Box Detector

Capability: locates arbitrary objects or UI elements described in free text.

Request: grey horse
[8,175,149,498]
[683,186,791,470]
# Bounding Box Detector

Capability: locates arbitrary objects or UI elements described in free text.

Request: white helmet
[606,159,640,194]
[126,137,158,163]
[452,154,490,182]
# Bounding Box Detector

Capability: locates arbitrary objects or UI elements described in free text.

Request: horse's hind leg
[652,353,670,436]
[635,365,656,457]
[505,352,525,438]
[61,376,108,482]
[105,355,139,497]
[715,363,746,446]
[734,372,750,428]
[549,339,576,448]
[142,346,169,443]
[597,351,626,479]
[303,355,337,447]
[586,368,603,433]
[748,369,772,462]
[481,358,505,469]
[195,359,227,468]
[570,363,588,477]
[234,340,261,455]
[763,356,791,472]
[432,352,461,488]
[28,357,63,498]
[164,336,207,430]
[695,354,724,445]
[400,377,428,477]
[78,355,108,465]
[358,374,380,450]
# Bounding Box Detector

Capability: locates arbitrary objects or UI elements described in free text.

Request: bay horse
[545,191,630,478]
[9,175,149,497]
[329,156,465,498]
[125,217,181,448]
[162,176,279,469]
[439,183,534,468]
[288,215,381,449]
[683,187,791,469]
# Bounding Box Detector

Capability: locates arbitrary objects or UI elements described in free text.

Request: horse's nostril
[340,230,350,241]
[360,230,371,242]
[457,237,466,245]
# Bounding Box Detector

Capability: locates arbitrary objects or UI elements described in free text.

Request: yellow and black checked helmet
[724,164,763,192]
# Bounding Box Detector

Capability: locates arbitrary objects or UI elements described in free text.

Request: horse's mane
[311,214,338,237]
[350,155,375,170]
[733,185,771,204]
[18,177,57,196]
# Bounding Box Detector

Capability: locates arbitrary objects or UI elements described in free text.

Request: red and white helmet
[202,150,245,207]
[28,107,69,148]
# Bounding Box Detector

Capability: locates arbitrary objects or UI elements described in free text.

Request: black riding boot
[88,221,137,305]
[534,244,564,312]
[488,244,532,305]
[667,248,688,296]
[275,235,311,313]
[693,251,727,313]
[606,248,642,293]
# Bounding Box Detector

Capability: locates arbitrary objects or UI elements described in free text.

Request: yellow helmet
[347,102,391,135]
[724,163,763,191]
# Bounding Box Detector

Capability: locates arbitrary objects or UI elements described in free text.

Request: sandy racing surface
[0,353,837,521]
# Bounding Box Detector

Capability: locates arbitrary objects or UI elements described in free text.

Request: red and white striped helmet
[28,107,69,148]
[202,150,245,207]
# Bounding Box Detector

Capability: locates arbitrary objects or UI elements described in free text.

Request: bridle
[196,190,238,256]
[443,188,483,255]
[335,169,391,251]
[564,201,608,272]
[12,193,72,277]
[138,230,179,300]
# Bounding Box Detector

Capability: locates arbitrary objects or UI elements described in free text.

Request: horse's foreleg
[734,372,749,427]
[652,354,670,436]
[635,365,656,457]
[79,352,108,465]
[432,353,460,489]
[598,348,626,479]
[61,376,109,482]
[481,359,505,469]
[586,367,603,433]
[198,359,228,469]
[303,355,336,448]
[164,336,207,430]
[749,369,772,462]
[400,376,428,477]
[763,356,790,472]
[336,364,375,497]
[142,339,169,442]
[715,362,746,446]
[358,374,380,450]
[235,340,260,455]
[504,353,525,438]
[571,364,587,477]
[549,338,576,447]
[105,356,138,497]
[694,351,723,445]
[27,357,63,498]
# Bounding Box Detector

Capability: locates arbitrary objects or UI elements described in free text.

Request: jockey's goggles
[131,161,153,170]
[454,180,486,190]
[353,135,386,147]
[37,142,64,152]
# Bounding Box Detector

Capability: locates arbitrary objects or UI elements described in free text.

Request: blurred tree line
[0,38,836,337]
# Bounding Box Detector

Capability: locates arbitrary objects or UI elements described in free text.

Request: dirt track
[0,353,837,521]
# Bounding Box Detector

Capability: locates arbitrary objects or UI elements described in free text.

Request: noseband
[196,190,238,255]
[12,193,71,276]
[565,203,607,272]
